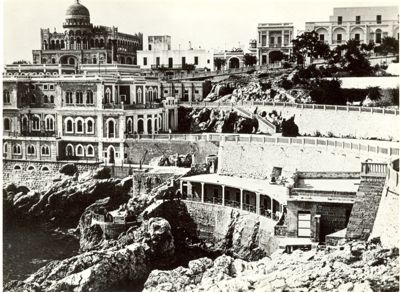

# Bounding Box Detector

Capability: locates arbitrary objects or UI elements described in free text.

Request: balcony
[102,103,123,109]
[124,103,163,110]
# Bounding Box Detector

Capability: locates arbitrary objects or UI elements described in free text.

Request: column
[201,182,205,203]
[119,115,124,138]
[266,30,269,47]
[240,189,243,210]
[314,214,321,243]
[221,185,225,206]
[133,115,138,133]
[270,197,274,217]
[281,30,284,46]
[112,85,116,103]
[174,108,178,131]
[180,180,183,194]
[21,141,26,159]
[98,142,103,161]
[151,116,156,134]
[143,115,148,134]
[119,142,124,165]
[165,109,170,131]
[256,192,260,215]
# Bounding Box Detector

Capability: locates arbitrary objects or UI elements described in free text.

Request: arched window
[27,165,36,171]
[13,165,22,170]
[76,144,84,156]
[137,88,143,104]
[95,39,99,47]
[107,119,115,138]
[92,57,97,64]
[86,90,93,104]
[66,144,74,156]
[45,115,54,131]
[3,90,11,104]
[90,39,94,48]
[375,29,382,44]
[27,145,36,155]
[86,118,94,134]
[76,119,84,133]
[127,118,133,133]
[61,40,65,49]
[87,145,94,156]
[41,166,49,171]
[44,95,49,103]
[50,95,55,103]
[66,91,73,104]
[41,145,50,156]
[13,144,21,154]
[32,115,40,131]
[52,58,56,64]
[4,118,11,131]
[21,116,28,132]
[65,118,74,133]
[105,88,111,103]
[76,91,83,104]
[3,142,8,155]
[154,88,158,99]
[99,39,104,48]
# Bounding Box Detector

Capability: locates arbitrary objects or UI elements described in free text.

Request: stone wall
[125,140,219,165]
[2,160,100,192]
[242,105,399,140]
[218,142,380,179]
[183,200,280,256]
[285,200,353,242]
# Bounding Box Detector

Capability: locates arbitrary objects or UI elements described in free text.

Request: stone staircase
[346,175,386,241]
[234,106,277,134]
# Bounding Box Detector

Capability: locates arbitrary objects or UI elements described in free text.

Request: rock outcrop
[144,241,399,292]
[5,217,175,292]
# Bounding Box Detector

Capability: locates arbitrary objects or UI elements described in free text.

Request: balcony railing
[151,64,184,69]
[123,103,163,110]
[361,162,388,177]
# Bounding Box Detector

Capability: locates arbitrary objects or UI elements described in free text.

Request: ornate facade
[32,0,143,66]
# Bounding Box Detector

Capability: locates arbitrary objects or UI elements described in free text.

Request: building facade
[257,23,294,65]
[305,6,399,47]
[137,36,214,71]
[32,0,143,66]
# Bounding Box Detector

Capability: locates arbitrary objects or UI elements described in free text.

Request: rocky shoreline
[3,167,399,291]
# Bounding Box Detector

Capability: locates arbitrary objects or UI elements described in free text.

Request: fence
[125,133,399,158]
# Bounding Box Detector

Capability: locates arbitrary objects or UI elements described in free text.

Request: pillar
[119,115,124,138]
[98,142,103,161]
[151,117,156,134]
[222,185,225,206]
[201,182,205,203]
[112,85,116,103]
[165,109,169,131]
[174,108,178,131]
[240,189,243,210]
[143,114,148,134]
[119,142,124,165]
[314,214,321,242]
[180,180,183,194]
[256,192,260,215]
[270,197,274,216]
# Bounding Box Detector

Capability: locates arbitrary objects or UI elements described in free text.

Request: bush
[282,116,299,137]
[59,163,78,176]
[281,78,293,90]
[93,167,111,179]
[282,61,292,69]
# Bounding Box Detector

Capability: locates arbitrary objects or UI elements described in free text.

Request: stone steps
[345,177,386,241]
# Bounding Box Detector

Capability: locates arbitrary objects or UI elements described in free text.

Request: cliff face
[144,242,399,292]
[3,169,132,227]
[5,217,175,292]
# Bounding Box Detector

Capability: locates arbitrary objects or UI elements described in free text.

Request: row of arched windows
[44,95,55,103]
[65,90,94,104]
[65,144,95,157]
[12,164,50,171]
[136,87,158,104]
[64,117,95,134]
[3,142,50,156]
[19,115,55,132]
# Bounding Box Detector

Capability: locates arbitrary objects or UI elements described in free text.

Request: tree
[243,54,257,67]
[182,63,196,72]
[366,86,382,101]
[310,79,345,105]
[292,30,331,65]
[214,58,226,70]
[375,37,399,56]
[390,87,399,106]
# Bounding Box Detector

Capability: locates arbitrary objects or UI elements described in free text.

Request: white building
[305,6,399,47]
[257,23,294,65]
[137,36,214,70]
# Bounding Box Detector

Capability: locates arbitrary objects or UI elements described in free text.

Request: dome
[66,0,90,19]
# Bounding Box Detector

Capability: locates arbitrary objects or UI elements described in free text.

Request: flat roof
[297,179,360,193]
[181,174,288,203]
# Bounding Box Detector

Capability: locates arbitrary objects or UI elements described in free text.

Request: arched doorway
[228,57,240,69]
[269,51,284,63]
[137,119,144,134]
[60,55,78,65]
[147,119,152,134]
[108,146,115,164]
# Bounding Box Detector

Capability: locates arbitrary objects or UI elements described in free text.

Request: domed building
[32,0,143,66]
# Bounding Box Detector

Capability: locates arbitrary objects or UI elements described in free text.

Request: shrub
[93,167,111,179]
[314,130,321,137]
[281,78,293,90]
[59,163,78,176]
[282,61,292,69]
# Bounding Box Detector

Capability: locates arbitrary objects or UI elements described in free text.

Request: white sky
[2,0,399,64]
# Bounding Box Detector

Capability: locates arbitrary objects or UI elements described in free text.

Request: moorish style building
[305,6,399,47]
[32,0,143,66]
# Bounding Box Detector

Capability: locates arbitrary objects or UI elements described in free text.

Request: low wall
[327,76,399,89]
[125,140,219,165]
[370,163,399,248]
[2,160,100,192]
[218,141,386,180]
[183,200,280,256]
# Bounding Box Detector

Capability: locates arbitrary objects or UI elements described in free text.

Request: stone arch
[107,145,115,164]
[85,117,95,134]
[32,114,41,131]
[65,117,74,133]
[127,118,133,133]
[13,164,22,170]
[315,27,329,41]
[45,115,55,131]
[75,117,84,133]
[41,145,50,156]
[332,27,347,43]
[27,165,36,171]
[350,26,364,41]
[27,144,36,155]
[41,166,50,171]
[13,144,22,154]
[60,55,78,65]
[228,57,240,69]
[3,117,12,131]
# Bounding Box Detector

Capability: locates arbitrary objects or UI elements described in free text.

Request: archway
[108,146,115,164]
[269,51,284,63]
[108,120,115,138]
[228,57,240,69]
[147,119,152,134]
[60,55,78,65]
[137,119,144,134]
